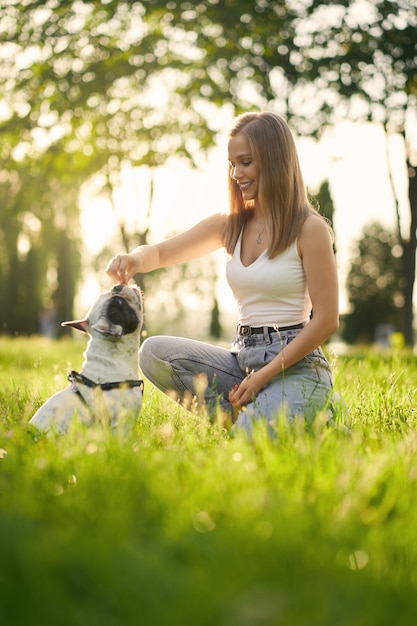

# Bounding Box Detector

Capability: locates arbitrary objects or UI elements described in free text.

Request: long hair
[224,111,319,258]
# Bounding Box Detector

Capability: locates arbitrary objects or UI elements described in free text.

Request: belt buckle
[240,325,251,336]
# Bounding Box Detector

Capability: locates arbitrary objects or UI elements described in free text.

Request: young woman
[106,111,341,433]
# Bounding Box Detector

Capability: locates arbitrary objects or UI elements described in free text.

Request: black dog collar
[68,370,144,393]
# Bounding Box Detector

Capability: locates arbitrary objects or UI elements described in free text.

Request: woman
[106,111,341,433]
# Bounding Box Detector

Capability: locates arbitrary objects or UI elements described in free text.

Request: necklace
[255,221,266,244]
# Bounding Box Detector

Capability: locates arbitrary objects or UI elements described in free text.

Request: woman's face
[228,132,260,202]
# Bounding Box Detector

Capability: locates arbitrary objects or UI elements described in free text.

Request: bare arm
[230,214,339,406]
[106,213,228,284]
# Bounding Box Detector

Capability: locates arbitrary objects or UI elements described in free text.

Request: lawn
[1,336,417,625]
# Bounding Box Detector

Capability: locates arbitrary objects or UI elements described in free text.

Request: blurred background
[0,0,416,348]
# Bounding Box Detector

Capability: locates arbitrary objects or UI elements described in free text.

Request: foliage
[1,0,416,341]
[302,0,417,126]
[0,0,236,335]
[209,297,222,339]
[312,180,336,255]
[342,222,404,344]
[1,337,417,624]
[0,151,82,334]
[302,0,417,345]
[313,180,334,225]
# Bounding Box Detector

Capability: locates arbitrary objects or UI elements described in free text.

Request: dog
[30,283,144,436]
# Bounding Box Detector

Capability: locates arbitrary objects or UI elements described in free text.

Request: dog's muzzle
[110,295,139,329]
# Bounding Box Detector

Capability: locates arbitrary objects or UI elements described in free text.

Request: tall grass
[1,337,417,625]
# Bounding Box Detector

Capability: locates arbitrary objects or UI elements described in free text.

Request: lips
[239,181,253,191]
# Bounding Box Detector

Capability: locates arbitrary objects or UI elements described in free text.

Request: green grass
[1,337,417,625]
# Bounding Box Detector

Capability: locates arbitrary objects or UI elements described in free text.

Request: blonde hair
[224,111,319,258]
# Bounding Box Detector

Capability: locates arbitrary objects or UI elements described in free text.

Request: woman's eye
[229,160,252,167]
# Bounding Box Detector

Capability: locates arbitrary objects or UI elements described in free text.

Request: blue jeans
[139,327,339,434]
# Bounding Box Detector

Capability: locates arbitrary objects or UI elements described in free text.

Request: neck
[80,334,140,384]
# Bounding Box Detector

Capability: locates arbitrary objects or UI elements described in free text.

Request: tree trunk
[403,163,417,346]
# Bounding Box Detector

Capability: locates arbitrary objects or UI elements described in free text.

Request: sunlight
[79,121,411,315]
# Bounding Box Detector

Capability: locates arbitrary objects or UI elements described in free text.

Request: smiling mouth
[239,181,253,191]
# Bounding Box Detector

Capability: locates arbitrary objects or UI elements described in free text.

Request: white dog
[30,283,144,436]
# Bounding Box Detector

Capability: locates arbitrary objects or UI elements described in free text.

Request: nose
[113,284,124,294]
[231,165,241,181]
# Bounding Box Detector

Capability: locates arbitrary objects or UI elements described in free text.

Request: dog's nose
[113,285,124,294]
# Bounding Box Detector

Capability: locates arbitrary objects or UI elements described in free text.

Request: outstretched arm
[106,213,228,284]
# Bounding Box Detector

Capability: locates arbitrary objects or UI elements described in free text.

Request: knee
[139,336,162,375]
[139,336,181,393]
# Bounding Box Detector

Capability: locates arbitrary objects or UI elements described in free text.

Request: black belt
[238,323,305,336]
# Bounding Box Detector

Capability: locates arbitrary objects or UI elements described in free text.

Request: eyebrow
[228,152,252,160]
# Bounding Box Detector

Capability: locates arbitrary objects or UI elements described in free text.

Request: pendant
[256,234,262,244]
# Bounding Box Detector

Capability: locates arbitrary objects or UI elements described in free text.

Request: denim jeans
[139,327,338,434]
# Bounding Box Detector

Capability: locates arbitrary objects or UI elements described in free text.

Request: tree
[209,298,222,339]
[342,222,404,344]
[0,0,312,183]
[167,0,417,343]
[312,180,337,254]
[1,0,416,339]
[0,0,328,334]
[300,0,417,345]
[0,0,228,333]
[0,144,84,335]
[152,0,417,342]
[314,181,335,228]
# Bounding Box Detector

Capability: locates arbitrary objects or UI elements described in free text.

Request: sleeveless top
[225,231,311,327]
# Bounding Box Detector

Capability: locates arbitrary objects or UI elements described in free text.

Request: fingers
[229,370,260,407]
[228,381,252,407]
[105,254,132,284]
[228,383,240,404]
[228,384,246,407]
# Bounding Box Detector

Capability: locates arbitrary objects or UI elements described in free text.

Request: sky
[80,119,411,316]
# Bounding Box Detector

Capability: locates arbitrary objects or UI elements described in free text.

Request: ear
[61,318,89,334]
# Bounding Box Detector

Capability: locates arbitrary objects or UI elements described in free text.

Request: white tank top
[225,232,311,327]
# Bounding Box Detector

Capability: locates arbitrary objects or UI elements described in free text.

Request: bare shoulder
[301,213,332,236]
[300,214,333,243]
[298,214,334,257]
[204,212,228,231]
[197,212,229,241]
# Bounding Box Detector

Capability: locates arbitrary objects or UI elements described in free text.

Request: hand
[106,253,139,284]
[228,369,263,408]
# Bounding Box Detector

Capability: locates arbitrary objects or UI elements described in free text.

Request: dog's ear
[61,319,89,334]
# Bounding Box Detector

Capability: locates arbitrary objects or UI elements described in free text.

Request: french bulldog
[30,283,144,436]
